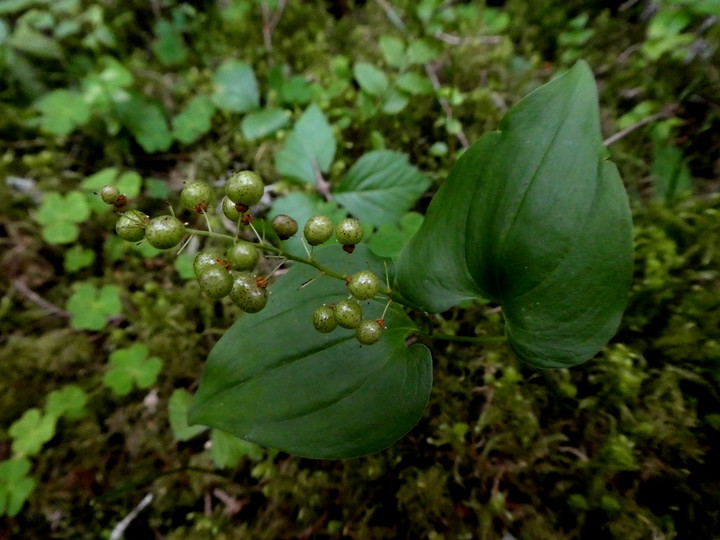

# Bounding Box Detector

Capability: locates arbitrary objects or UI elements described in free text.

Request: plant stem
[424,332,507,344]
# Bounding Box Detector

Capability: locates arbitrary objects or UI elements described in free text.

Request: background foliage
[1,0,719,538]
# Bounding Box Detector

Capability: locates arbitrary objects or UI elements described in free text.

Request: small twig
[261,0,288,62]
[603,104,678,147]
[434,32,503,46]
[373,0,407,33]
[13,279,70,318]
[314,163,332,201]
[425,62,470,149]
[109,493,154,540]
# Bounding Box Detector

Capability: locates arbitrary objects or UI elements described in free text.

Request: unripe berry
[347,270,380,300]
[229,272,268,313]
[226,242,259,271]
[180,181,212,213]
[197,265,233,299]
[221,196,243,221]
[356,319,384,345]
[271,214,299,240]
[145,215,185,249]
[335,218,363,246]
[115,210,148,242]
[312,305,337,333]
[225,170,264,206]
[99,185,121,205]
[333,299,363,329]
[303,215,333,246]
[193,250,223,277]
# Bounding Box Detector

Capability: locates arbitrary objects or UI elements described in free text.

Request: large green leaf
[275,104,336,185]
[189,245,432,458]
[396,61,633,369]
[334,150,430,226]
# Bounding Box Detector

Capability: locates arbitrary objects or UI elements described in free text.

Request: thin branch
[109,493,154,540]
[373,0,406,33]
[603,104,678,147]
[425,62,470,149]
[261,0,288,62]
[13,279,70,318]
[434,32,503,46]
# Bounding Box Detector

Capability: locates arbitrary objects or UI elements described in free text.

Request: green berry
[100,185,121,205]
[221,196,243,221]
[347,270,380,300]
[333,299,363,329]
[229,272,268,313]
[271,214,299,240]
[227,242,259,271]
[356,319,384,345]
[303,215,334,246]
[335,218,363,246]
[225,170,264,206]
[193,251,223,277]
[312,305,337,333]
[145,215,185,249]
[115,210,148,242]
[197,265,233,299]
[180,181,212,212]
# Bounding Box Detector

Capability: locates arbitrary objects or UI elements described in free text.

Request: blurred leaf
[45,385,88,420]
[275,104,336,184]
[8,24,63,58]
[368,211,423,259]
[652,143,693,201]
[395,72,433,95]
[379,35,407,69]
[64,244,96,273]
[35,89,90,136]
[145,178,170,199]
[8,409,57,457]
[407,38,440,64]
[103,343,162,396]
[334,151,429,226]
[354,62,389,96]
[66,282,122,331]
[115,94,172,153]
[168,389,207,441]
[210,429,264,468]
[36,191,90,244]
[0,458,35,517]
[381,87,409,114]
[152,19,187,66]
[173,252,195,280]
[82,168,142,212]
[211,59,259,113]
[241,108,289,139]
[172,95,215,144]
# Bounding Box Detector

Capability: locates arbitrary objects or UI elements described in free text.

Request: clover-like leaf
[241,108,289,140]
[354,62,389,96]
[35,89,90,136]
[396,61,633,368]
[8,409,57,457]
[275,104,336,185]
[0,458,36,517]
[45,385,88,420]
[211,59,259,113]
[210,429,263,469]
[35,191,91,244]
[103,343,162,396]
[334,150,430,226]
[172,95,215,144]
[189,245,432,458]
[115,93,172,153]
[64,244,96,273]
[66,282,122,331]
[168,389,207,441]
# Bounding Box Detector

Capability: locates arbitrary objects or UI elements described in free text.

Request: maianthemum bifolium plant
[107,61,633,459]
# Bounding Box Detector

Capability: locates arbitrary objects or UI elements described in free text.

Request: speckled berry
[335,218,363,246]
[145,215,185,249]
[193,250,223,277]
[221,196,243,221]
[303,215,334,246]
[334,299,363,329]
[225,170,264,206]
[100,185,121,205]
[227,242,259,271]
[271,214,298,240]
[180,181,212,212]
[115,210,148,242]
[312,305,337,333]
[229,272,268,313]
[356,319,384,345]
[197,265,233,299]
[347,270,380,300]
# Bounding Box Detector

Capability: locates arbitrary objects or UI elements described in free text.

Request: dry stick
[13,279,70,318]
[603,105,678,147]
[109,493,154,540]
[261,0,288,62]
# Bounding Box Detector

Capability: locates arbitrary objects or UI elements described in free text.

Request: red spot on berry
[342,244,356,254]
[113,194,129,208]
[256,276,268,289]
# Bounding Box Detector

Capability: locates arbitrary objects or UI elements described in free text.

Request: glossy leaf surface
[396,61,633,368]
[190,245,432,458]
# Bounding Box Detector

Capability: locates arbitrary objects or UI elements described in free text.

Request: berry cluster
[103,171,387,344]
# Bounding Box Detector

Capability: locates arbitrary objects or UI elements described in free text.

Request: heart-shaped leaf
[189,245,432,458]
[396,61,633,368]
